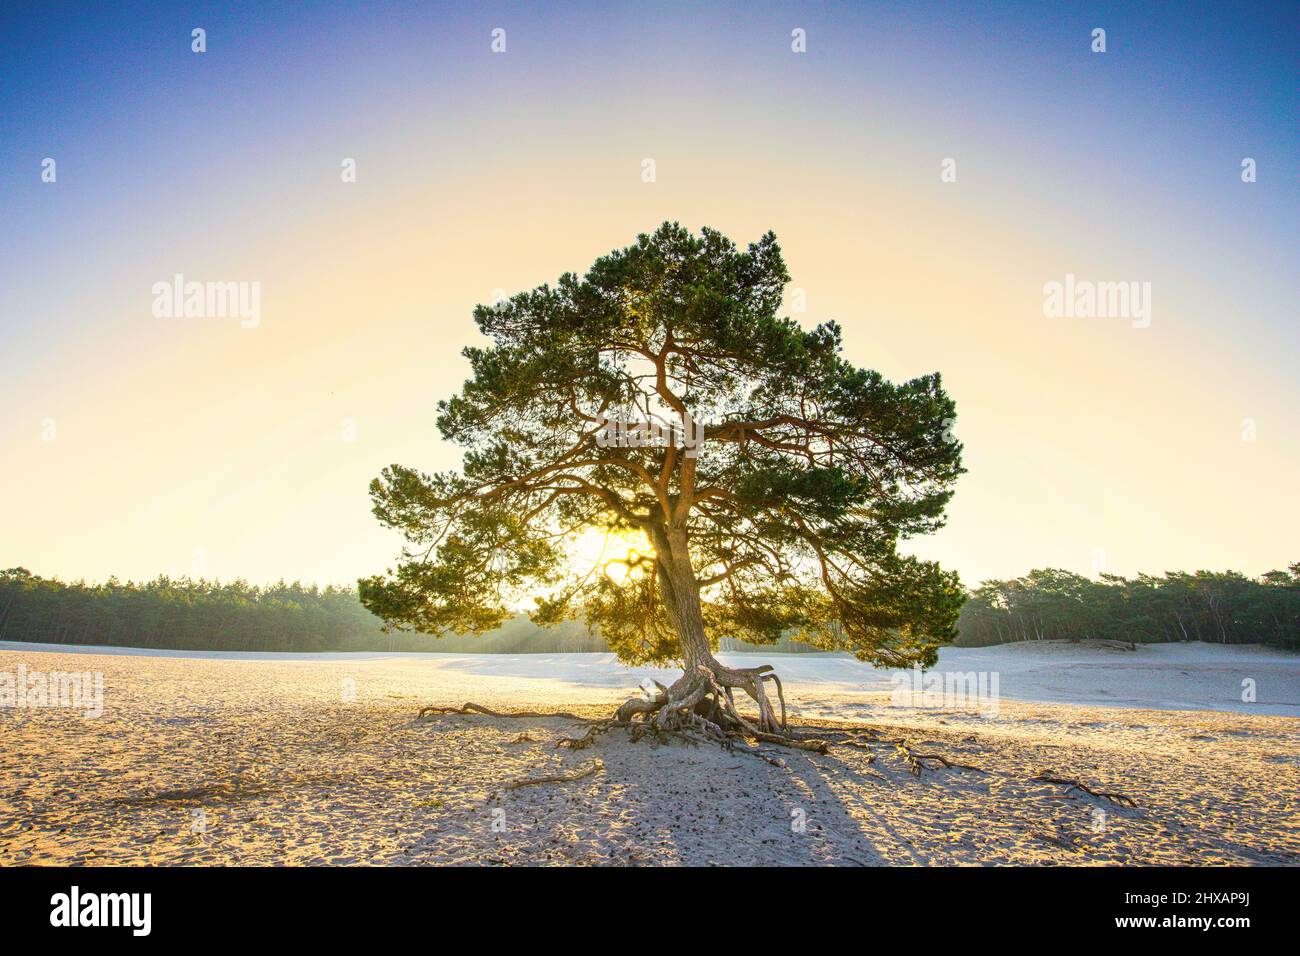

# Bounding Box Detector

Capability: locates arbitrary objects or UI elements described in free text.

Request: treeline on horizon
[0,568,603,653]
[2,564,1298,654]
[956,565,1300,649]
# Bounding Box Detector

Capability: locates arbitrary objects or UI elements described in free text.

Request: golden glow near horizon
[6,181,1296,591]
[3,8,1296,591]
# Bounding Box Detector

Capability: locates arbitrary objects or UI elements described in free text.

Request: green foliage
[956,564,1300,649]
[361,223,966,668]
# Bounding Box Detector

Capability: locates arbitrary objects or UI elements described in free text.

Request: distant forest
[2,564,1297,654]
[0,568,599,653]
[0,567,815,654]
[957,566,1300,649]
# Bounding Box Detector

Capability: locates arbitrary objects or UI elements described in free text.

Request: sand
[1,642,1297,866]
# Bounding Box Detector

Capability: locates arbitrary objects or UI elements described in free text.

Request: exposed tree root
[1033,774,1138,807]
[416,691,1012,774]
[737,746,785,768]
[763,672,788,731]
[819,728,1141,809]
[411,695,796,765]
[612,662,828,755]
[415,696,1146,809]
[819,727,904,745]
[752,729,828,753]
[416,695,1148,824]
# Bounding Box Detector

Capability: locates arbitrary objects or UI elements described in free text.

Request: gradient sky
[1,0,1297,590]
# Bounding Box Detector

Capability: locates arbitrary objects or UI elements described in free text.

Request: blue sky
[1,1,1296,586]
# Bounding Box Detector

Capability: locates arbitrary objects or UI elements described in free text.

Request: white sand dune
[4,639,1295,714]
[1,641,1296,866]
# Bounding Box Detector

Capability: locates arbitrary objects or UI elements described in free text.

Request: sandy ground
[1,643,1297,866]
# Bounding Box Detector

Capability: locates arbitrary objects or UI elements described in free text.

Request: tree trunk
[653,526,711,668]
[610,524,798,743]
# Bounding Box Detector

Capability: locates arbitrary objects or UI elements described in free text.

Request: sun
[568,526,651,583]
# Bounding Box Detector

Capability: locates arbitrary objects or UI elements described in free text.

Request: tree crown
[361,223,965,667]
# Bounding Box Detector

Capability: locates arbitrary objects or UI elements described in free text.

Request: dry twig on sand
[555,724,609,750]
[895,742,987,777]
[501,759,604,792]
[1033,773,1138,807]
[417,702,590,722]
